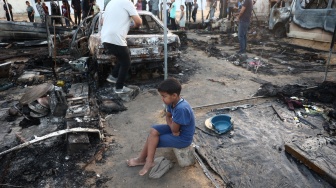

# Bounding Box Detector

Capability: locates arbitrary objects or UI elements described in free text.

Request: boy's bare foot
[127,158,146,167]
[139,162,155,176]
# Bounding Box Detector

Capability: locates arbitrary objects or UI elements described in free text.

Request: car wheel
[274,25,286,38]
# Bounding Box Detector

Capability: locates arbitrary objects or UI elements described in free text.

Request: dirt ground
[89,33,336,187]
[1,11,336,187]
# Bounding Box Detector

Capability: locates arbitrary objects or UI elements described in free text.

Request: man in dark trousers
[3,0,13,21]
[101,0,142,94]
[184,0,193,22]
[71,0,81,24]
[82,0,92,19]
[142,0,147,10]
[236,0,252,54]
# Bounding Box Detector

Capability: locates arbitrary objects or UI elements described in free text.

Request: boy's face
[159,91,178,105]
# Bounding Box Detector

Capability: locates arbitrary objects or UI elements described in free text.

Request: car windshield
[128,14,163,35]
[93,12,163,35]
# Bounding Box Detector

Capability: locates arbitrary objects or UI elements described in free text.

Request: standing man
[101,0,142,93]
[3,0,13,21]
[185,0,193,22]
[71,0,81,25]
[26,1,34,22]
[151,0,159,17]
[236,0,252,54]
[36,0,46,23]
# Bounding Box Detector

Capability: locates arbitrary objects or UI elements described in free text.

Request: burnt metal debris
[0,15,75,42]
[19,83,54,105]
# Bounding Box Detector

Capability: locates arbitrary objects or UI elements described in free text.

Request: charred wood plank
[285,143,336,187]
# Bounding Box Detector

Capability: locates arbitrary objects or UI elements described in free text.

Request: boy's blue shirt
[167,98,195,140]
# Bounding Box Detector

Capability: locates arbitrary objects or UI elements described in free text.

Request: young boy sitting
[127,78,195,176]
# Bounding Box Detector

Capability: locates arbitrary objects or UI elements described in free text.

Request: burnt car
[70,11,181,72]
[269,0,336,41]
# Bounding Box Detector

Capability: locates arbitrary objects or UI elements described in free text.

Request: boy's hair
[158,78,181,95]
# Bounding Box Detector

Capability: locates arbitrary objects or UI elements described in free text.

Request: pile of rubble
[0,54,140,186]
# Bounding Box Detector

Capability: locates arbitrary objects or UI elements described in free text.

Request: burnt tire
[274,25,286,38]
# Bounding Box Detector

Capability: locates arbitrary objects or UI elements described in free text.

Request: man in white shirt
[101,0,142,94]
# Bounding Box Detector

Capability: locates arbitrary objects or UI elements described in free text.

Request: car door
[292,0,328,29]
[324,0,336,32]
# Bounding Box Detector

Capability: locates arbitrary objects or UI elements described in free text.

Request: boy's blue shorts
[152,124,191,149]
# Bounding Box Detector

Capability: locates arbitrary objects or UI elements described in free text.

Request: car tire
[274,25,286,38]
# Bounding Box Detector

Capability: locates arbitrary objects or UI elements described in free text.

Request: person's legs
[65,17,70,26]
[78,11,81,24]
[139,128,159,175]
[210,8,215,19]
[170,17,177,30]
[127,124,171,167]
[151,9,158,17]
[114,46,131,89]
[6,13,10,21]
[127,127,160,175]
[41,15,45,23]
[185,3,189,22]
[192,10,196,22]
[103,43,131,89]
[228,7,232,20]
[74,12,78,24]
[166,10,170,24]
[238,21,249,53]
[28,13,31,22]
[188,3,192,21]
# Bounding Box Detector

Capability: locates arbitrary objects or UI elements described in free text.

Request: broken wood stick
[82,145,107,170]
[4,43,12,49]
[271,105,285,121]
[0,128,103,156]
[15,132,27,143]
[193,150,221,188]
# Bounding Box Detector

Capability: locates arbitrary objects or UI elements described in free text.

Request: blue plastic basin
[210,114,232,134]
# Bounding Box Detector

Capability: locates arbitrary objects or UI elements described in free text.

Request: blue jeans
[238,21,250,53]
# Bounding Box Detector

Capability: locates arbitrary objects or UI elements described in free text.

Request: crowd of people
[2,0,100,25]
[134,0,198,30]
